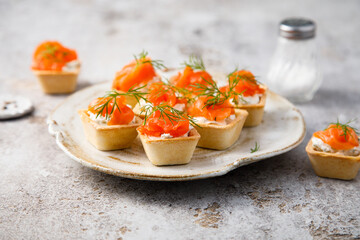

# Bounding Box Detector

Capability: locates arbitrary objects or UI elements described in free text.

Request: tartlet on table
[306,121,360,180]
[31,41,80,94]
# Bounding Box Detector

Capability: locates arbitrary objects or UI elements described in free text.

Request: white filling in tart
[312,137,360,156]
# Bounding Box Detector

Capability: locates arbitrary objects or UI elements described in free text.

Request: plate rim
[47,82,306,181]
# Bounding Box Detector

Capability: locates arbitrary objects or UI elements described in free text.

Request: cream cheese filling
[193,114,236,126]
[138,100,185,112]
[138,99,153,110]
[147,126,191,140]
[88,111,137,125]
[230,94,262,105]
[312,137,360,156]
[62,60,80,72]
[88,111,108,125]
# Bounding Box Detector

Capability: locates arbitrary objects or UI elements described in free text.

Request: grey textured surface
[1,0,360,239]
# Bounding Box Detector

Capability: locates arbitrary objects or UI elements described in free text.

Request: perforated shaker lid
[280,18,316,39]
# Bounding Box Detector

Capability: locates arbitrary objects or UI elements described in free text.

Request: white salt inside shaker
[266,18,322,103]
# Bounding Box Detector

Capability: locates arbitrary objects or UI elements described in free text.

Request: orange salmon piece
[187,96,234,121]
[112,57,157,92]
[313,124,359,150]
[32,41,77,71]
[88,95,134,125]
[137,111,189,137]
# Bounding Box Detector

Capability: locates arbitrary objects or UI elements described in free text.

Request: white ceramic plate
[48,82,305,181]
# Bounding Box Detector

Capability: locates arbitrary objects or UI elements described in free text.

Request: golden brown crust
[32,65,81,94]
[137,128,200,166]
[233,85,267,127]
[133,102,146,119]
[123,94,139,108]
[305,139,360,180]
[194,109,248,150]
[78,109,141,151]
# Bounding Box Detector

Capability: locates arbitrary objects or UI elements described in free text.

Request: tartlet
[31,41,80,94]
[220,70,267,127]
[194,109,248,150]
[78,93,141,151]
[305,121,360,180]
[138,128,200,166]
[306,139,360,180]
[78,110,141,151]
[137,105,200,166]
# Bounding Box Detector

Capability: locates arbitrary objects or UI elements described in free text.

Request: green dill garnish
[191,72,246,108]
[328,119,359,139]
[133,50,166,70]
[94,85,148,120]
[250,142,260,153]
[191,77,226,107]
[140,103,200,128]
[226,72,247,105]
[182,55,206,71]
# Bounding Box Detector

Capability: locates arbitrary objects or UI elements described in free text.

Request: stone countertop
[0,0,359,239]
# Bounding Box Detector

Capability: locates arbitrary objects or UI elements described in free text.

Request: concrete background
[0,0,359,239]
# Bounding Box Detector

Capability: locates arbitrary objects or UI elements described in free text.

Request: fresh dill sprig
[226,71,248,105]
[191,74,246,108]
[250,142,260,153]
[227,68,239,79]
[182,55,206,71]
[140,103,200,128]
[328,119,359,139]
[95,86,148,120]
[191,77,226,108]
[133,50,166,70]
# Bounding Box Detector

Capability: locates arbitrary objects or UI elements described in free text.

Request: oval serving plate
[48,82,305,181]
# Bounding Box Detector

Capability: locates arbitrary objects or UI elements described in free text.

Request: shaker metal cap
[280,18,316,39]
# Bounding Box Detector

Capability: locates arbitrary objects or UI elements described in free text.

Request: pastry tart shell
[233,85,267,127]
[33,66,80,94]
[78,110,141,151]
[137,129,200,166]
[194,109,248,150]
[123,94,139,108]
[305,139,360,180]
[133,103,146,119]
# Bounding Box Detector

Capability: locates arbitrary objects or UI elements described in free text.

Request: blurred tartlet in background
[31,41,80,94]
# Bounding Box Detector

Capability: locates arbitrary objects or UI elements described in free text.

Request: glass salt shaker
[266,18,322,103]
